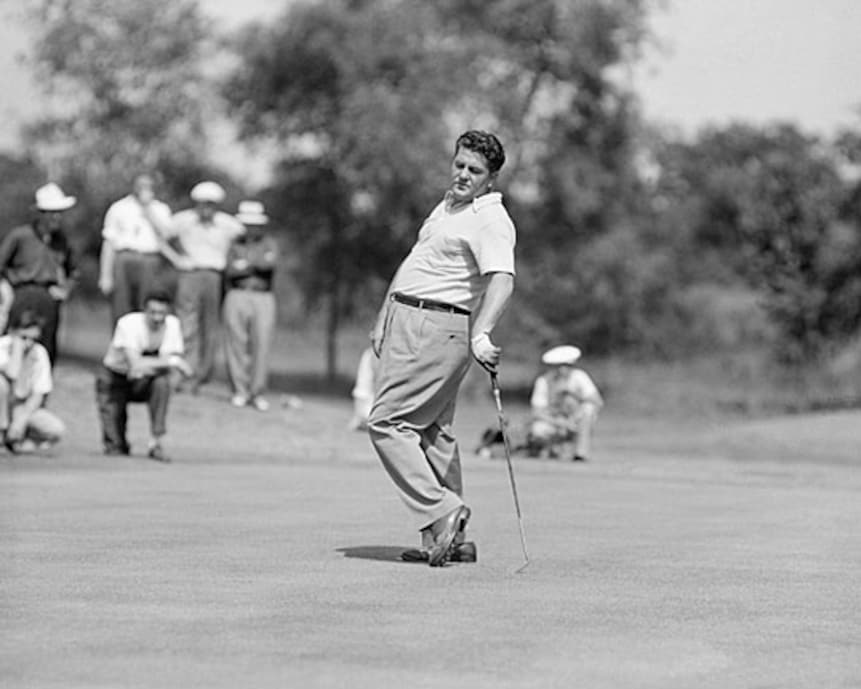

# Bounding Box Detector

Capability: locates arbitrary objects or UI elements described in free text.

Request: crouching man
[0,310,65,453]
[528,345,603,462]
[96,290,192,462]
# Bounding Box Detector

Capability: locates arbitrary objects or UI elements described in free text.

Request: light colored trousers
[530,402,600,459]
[0,377,65,442]
[176,269,222,385]
[368,300,471,530]
[222,289,276,398]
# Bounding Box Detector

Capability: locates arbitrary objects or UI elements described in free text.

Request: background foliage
[2,0,860,382]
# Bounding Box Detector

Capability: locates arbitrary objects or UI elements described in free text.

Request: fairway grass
[2,363,860,688]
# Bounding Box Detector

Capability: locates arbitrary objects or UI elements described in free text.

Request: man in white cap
[528,345,603,462]
[167,181,244,393]
[98,173,188,324]
[0,183,77,363]
[223,200,278,411]
[368,130,516,567]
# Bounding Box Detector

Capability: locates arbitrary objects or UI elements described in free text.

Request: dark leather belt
[391,292,470,316]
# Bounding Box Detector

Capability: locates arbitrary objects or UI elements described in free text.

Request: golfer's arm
[471,272,514,339]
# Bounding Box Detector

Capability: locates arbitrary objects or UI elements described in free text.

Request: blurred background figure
[223,200,278,411]
[348,344,378,431]
[0,279,14,334]
[98,173,186,324]
[528,345,603,462]
[95,290,192,462]
[0,183,77,364]
[0,310,65,454]
[169,181,244,394]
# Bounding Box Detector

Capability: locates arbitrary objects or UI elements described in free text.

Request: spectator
[98,173,188,324]
[0,183,77,363]
[223,201,278,411]
[528,345,603,462]
[0,309,65,454]
[169,181,244,393]
[95,290,192,462]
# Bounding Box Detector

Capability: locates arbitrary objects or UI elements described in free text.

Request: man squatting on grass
[368,130,516,567]
[96,290,193,462]
[0,310,65,453]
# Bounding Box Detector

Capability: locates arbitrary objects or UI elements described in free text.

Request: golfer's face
[196,202,217,223]
[449,147,495,205]
[39,210,64,232]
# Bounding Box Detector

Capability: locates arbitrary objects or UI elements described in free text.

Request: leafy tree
[226,0,654,373]
[21,0,223,258]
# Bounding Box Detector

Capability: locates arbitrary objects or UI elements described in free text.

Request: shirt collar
[443,190,503,214]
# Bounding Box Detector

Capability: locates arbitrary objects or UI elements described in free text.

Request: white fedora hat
[189,181,226,204]
[541,345,582,366]
[35,183,76,211]
[236,200,268,225]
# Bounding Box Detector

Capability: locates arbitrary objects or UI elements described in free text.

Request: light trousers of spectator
[110,251,164,324]
[530,402,600,459]
[0,377,65,442]
[222,289,276,399]
[176,269,222,385]
[367,300,471,531]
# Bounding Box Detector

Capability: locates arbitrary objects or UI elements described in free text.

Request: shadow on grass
[336,545,418,563]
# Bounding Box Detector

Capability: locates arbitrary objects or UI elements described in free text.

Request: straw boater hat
[235,200,269,226]
[189,181,226,204]
[541,345,582,366]
[34,183,76,211]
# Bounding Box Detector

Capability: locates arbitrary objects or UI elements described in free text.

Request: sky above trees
[1,0,859,151]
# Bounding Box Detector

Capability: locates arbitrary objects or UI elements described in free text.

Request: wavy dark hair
[454,130,506,173]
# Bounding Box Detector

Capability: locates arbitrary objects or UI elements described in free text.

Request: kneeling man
[96,290,192,462]
[0,310,65,453]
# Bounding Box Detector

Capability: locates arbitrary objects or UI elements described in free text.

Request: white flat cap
[542,345,582,366]
[235,200,268,225]
[35,183,76,211]
[190,181,226,203]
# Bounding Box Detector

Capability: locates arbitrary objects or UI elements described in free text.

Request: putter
[489,371,530,572]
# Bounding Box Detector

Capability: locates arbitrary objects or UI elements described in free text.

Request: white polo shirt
[0,336,52,399]
[169,209,245,271]
[102,195,172,254]
[391,192,516,312]
[103,312,184,375]
[531,369,603,414]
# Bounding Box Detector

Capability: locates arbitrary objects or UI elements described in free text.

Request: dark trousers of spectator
[95,366,170,453]
[110,251,166,324]
[176,269,222,388]
[9,284,60,364]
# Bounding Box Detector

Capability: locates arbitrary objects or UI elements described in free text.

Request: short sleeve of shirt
[160,316,184,356]
[30,345,53,396]
[470,204,516,276]
[111,314,141,351]
[101,201,121,241]
[530,375,549,410]
[570,370,601,403]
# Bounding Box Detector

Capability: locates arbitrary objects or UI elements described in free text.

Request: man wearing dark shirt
[223,201,278,412]
[0,184,77,363]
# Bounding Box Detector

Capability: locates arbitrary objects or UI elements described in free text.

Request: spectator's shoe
[251,396,270,412]
[230,394,248,408]
[401,541,477,563]
[104,443,130,456]
[572,454,587,462]
[147,444,171,463]
[428,505,471,567]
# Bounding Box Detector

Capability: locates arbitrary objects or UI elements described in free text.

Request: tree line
[2,0,859,375]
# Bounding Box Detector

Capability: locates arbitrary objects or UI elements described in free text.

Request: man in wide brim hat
[0,183,78,363]
[527,345,603,462]
[222,200,279,412]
